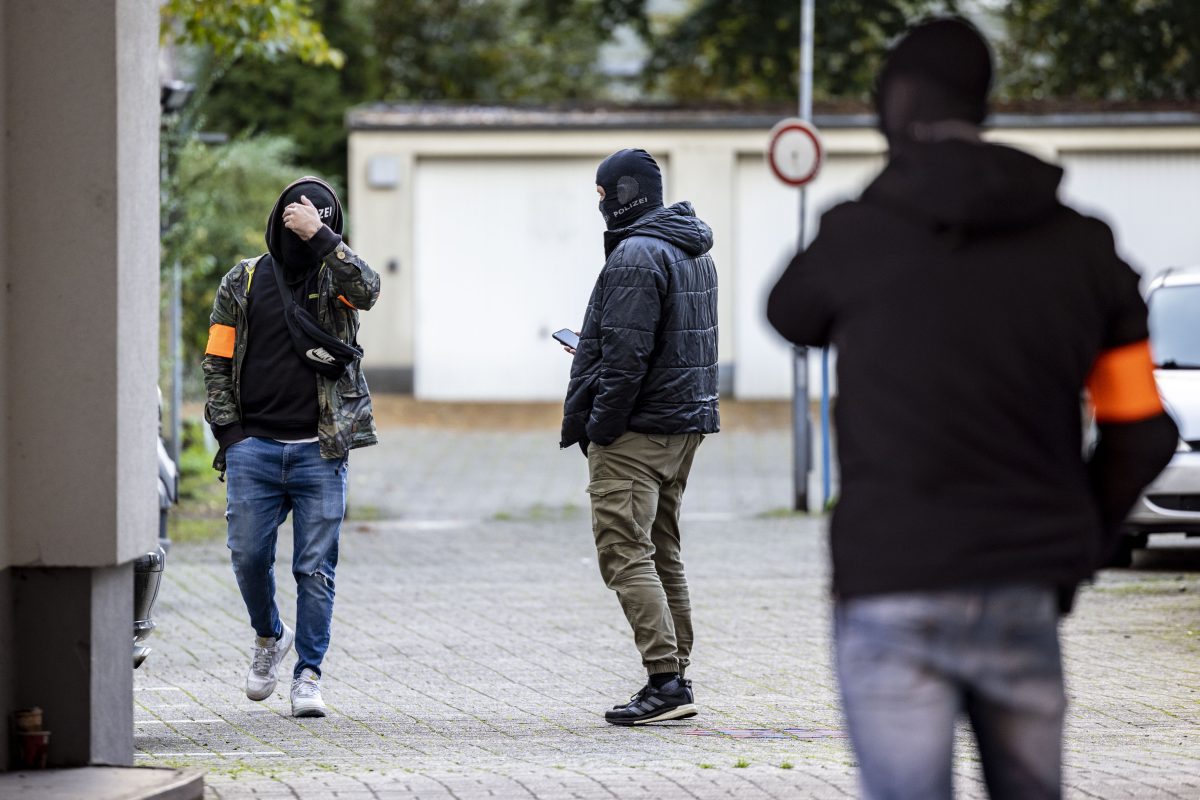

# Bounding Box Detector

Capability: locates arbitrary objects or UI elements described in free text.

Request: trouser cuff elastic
[646,659,680,675]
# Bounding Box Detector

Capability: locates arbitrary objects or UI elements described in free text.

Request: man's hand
[563,331,580,356]
[282,195,324,241]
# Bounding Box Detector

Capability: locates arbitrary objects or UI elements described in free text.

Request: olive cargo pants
[587,431,704,676]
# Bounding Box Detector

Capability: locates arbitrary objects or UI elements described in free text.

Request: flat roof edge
[347,107,1200,132]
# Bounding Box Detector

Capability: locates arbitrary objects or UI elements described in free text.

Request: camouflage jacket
[202,240,381,472]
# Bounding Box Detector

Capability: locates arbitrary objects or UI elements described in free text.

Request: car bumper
[1126,450,1200,534]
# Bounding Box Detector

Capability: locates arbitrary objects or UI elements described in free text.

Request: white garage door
[733,152,883,399]
[1059,151,1200,279]
[413,157,615,400]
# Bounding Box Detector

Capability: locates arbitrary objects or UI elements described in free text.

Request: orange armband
[1086,339,1163,423]
[205,324,236,359]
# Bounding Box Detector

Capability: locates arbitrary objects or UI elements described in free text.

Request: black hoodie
[238,178,347,444]
[561,202,720,448]
[767,140,1175,600]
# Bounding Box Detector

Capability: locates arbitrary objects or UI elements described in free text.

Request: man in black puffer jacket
[561,148,719,725]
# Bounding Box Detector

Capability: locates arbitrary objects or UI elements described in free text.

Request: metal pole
[792,0,816,511]
[800,0,814,122]
[821,346,831,507]
[804,0,832,510]
[169,259,183,463]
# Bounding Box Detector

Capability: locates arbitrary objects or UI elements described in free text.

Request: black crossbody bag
[271,257,363,380]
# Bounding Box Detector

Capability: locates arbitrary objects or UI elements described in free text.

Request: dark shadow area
[1130,536,1200,571]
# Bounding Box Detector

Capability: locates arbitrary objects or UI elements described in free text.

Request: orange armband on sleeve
[205,324,236,359]
[1087,339,1163,423]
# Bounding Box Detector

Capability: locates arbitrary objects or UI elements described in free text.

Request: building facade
[348,106,1200,402]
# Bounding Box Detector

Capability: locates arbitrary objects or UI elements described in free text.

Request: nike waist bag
[272,257,363,380]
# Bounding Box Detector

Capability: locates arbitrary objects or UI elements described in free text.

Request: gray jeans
[835,584,1066,800]
[587,431,704,676]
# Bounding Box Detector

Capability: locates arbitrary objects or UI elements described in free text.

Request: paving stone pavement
[136,424,1200,799]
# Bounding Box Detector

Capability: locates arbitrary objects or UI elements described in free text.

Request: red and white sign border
[767,118,824,187]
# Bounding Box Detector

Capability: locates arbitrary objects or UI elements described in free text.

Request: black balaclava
[266,178,342,278]
[875,17,993,146]
[596,148,664,230]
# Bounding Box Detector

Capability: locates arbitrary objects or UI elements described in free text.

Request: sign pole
[793,0,816,511]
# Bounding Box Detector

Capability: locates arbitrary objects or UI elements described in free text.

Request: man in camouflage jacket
[202,177,380,717]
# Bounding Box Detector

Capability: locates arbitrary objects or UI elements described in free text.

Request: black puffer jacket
[561,202,720,448]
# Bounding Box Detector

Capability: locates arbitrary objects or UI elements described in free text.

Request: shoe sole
[245,627,295,702]
[292,705,327,718]
[245,686,273,702]
[606,703,699,726]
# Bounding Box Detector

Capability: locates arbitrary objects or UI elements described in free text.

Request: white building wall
[732,152,882,399]
[412,157,621,400]
[1059,151,1200,277]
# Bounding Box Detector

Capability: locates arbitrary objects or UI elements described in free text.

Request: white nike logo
[306,348,337,364]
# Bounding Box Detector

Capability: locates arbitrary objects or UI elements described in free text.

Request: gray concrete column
[12,565,134,766]
[0,0,11,771]
[1,0,159,769]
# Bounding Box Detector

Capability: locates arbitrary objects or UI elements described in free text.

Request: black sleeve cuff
[306,225,341,260]
[212,421,246,452]
[586,425,620,447]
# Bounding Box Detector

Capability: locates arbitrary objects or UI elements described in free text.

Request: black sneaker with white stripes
[604,677,697,725]
[613,683,650,710]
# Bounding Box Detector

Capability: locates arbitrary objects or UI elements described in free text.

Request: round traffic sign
[767,118,823,187]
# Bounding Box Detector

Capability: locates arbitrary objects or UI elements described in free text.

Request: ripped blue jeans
[225,437,347,678]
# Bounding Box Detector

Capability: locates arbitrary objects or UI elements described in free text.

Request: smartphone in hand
[552,328,580,350]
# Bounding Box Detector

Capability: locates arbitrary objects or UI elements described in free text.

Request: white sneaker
[291,668,327,717]
[245,623,294,701]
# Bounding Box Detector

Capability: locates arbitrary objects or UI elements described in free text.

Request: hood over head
[266,176,343,276]
[596,148,664,230]
[604,201,713,258]
[862,140,1064,234]
[875,17,992,145]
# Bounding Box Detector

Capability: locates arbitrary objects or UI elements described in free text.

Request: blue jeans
[835,585,1066,800]
[225,437,347,678]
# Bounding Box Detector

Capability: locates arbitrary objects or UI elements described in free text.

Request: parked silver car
[1119,266,1200,562]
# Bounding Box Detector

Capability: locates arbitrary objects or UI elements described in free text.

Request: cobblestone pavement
[137,422,1200,799]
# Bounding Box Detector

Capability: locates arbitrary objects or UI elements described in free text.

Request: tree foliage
[367,0,604,102]
[161,0,344,66]
[197,0,373,186]
[645,0,1200,104]
[999,0,1200,102]
[645,0,960,103]
[197,0,652,186]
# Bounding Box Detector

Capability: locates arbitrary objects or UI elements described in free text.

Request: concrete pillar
[12,565,134,765]
[0,0,10,766]
[0,0,159,768]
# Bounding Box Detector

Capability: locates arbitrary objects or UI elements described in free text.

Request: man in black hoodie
[203,178,380,718]
[767,19,1177,800]
[561,149,720,725]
